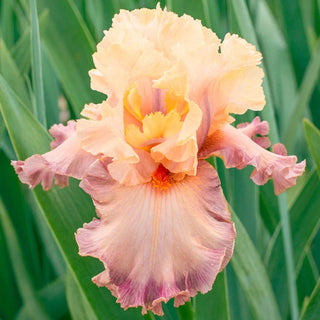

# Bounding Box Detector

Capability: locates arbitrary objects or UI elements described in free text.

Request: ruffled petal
[76,160,235,315]
[89,25,170,101]
[107,149,157,186]
[12,156,68,190]
[199,122,306,195]
[237,116,271,148]
[210,65,265,117]
[77,101,138,162]
[150,101,202,175]
[12,121,97,190]
[220,33,262,69]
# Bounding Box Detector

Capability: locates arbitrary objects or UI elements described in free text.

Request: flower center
[151,164,172,190]
[123,85,188,151]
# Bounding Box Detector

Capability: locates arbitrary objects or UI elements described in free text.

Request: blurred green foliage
[0,0,319,319]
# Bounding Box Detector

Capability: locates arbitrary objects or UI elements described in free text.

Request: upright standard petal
[76,160,235,315]
[12,121,97,190]
[199,119,305,195]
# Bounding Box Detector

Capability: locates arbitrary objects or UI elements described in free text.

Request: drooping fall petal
[12,121,97,190]
[76,160,235,315]
[199,119,306,195]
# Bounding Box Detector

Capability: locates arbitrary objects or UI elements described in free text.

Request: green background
[0,0,320,319]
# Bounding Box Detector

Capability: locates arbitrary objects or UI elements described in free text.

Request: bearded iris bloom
[12,5,305,315]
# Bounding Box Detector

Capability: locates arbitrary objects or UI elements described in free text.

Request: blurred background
[0,0,319,319]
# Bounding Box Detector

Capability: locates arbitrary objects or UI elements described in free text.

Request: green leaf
[17,277,68,320]
[297,253,318,311]
[196,270,230,320]
[111,0,136,12]
[279,0,311,83]
[291,171,320,273]
[231,209,281,320]
[0,75,143,319]
[177,301,194,320]
[227,0,278,143]
[267,170,320,317]
[300,278,320,320]
[66,268,97,320]
[0,198,51,320]
[254,0,297,133]
[26,190,66,277]
[227,3,300,318]
[0,0,15,47]
[303,119,320,176]
[0,38,31,106]
[170,0,206,25]
[0,151,46,287]
[38,0,105,116]
[30,0,46,126]
[284,41,320,149]
[227,265,254,320]
[0,205,21,319]
[84,0,113,40]
[11,10,51,76]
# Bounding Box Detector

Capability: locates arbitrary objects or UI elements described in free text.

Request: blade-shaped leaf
[196,270,230,320]
[66,268,97,320]
[227,2,299,319]
[267,170,320,316]
[17,277,68,320]
[254,0,297,133]
[303,119,320,176]
[38,0,105,116]
[284,41,320,149]
[300,278,320,320]
[0,198,51,320]
[30,0,46,126]
[227,0,279,142]
[0,38,31,106]
[231,209,281,320]
[0,75,144,319]
[0,204,21,319]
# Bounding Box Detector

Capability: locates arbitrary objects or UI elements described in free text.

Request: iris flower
[12,5,305,315]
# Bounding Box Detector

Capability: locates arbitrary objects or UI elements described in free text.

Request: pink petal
[12,156,68,190]
[236,116,269,137]
[237,116,271,148]
[12,121,97,190]
[76,102,138,162]
[199,122,305,195]
[107,149,157,186]
[76,160,235,315]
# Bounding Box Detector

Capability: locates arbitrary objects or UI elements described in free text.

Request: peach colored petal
[89,27,170,101]
[107,150,158,186]
[153,63,188,97]
[12,121,97,190]
[210,66,265,117]
[77,101,138,162]
[76,160,235,315]
[220,33,262,69]
[204,34,264,121]
[150,101,202,175]
[199,123,306,195]
[113,5,220,59]
[80,102,104,120]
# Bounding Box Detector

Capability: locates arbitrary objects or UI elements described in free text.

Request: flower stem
[178,301,195,320]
